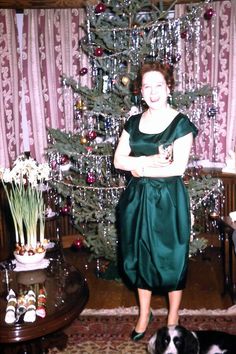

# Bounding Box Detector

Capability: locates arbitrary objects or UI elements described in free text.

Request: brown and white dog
[147,325,236,354]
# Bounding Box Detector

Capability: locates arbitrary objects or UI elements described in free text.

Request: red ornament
[60,154,69,165]
[183,174,190,185]
[132,88,140,95]
[79,67,88,76]
[73,237,84,250]
[94,47,103,57]
[86,130,97,141]
[204,8,214,20]
[86,172,96,184]
[60,204,71,215]
[95,2,106,14]
[180,31,187,39]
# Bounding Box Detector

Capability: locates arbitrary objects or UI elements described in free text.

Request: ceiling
[0,0,210,10]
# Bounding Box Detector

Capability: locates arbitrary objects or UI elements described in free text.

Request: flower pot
[14,251,46,264]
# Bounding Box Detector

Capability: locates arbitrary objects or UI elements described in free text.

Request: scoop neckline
[138,112,181,135]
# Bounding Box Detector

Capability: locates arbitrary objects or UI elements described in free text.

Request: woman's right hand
[131,154,171,177]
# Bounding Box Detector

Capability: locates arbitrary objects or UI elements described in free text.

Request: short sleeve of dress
[123,114,141,134]
[123,118,132,134]
[174,114,198,140]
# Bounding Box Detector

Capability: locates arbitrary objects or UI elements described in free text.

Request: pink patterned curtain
[227,0,236,154]
[21,9,88,163]
[0,10,22,168]
[175,0,233,163]
[0,5,235,166]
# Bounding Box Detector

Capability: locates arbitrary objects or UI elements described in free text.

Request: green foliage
[188,174,223,211]
[189,237,208,257]
[85,223,118,262]
[47,128,114,160]
[61,0,211,117]
[47,1,220,273]
[47,128,87,157]
[172,85,213,109]
[187,174,223,236]
[48,125,223,262]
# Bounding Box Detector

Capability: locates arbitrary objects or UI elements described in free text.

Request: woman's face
[141,71,170,110]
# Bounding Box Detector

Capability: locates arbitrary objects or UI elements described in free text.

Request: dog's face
[147,325,199,354]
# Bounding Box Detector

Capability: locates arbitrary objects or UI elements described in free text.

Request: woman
[114,62,198,341]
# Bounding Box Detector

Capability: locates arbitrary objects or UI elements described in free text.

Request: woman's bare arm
[131,133,193,177]
[114,130,171,171]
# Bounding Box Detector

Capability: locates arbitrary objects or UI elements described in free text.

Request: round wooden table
[0,254,89,353]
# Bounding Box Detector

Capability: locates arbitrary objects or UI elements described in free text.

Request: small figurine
[23,290,36,322]
[36,287,47,318]
[5,289,17,324]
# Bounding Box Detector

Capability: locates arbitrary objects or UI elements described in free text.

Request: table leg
[0,340,45,354]
[223,229,236,304]
[217,219,236,304]
[225,234,230,288]
[230,235,236,303]
[219,226,228,295]
[41,331,68,351]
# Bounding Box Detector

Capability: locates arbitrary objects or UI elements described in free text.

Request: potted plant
[0,154,50,263]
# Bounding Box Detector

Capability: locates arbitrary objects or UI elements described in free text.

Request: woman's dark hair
[137,62,175,92]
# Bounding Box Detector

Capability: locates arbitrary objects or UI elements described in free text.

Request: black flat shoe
[130,311,154,341]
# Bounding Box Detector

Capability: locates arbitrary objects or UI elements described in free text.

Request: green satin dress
[117,112,198,292]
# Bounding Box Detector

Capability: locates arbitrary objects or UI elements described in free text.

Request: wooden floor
[63,239,233,311]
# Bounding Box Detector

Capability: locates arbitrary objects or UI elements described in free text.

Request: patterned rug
[48,307,236,354]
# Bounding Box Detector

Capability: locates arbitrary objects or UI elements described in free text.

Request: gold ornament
[132,22,139,29]
[76,99,84,110]
[80,137,87,145]
[209,211,219,219]
[121,76,129,86]
[75,99,87,111]
[121,106,127,113]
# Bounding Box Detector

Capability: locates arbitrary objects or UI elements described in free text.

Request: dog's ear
[154,326,170,354]
[182,328,199,354]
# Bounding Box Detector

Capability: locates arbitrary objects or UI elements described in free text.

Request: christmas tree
[47,1,223,275]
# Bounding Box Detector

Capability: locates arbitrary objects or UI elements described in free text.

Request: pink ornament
[50,160,57,170]
[86,172,96,184]
[94,47,103,57]
[204,8,214,20]
[79,67,88,76]
[86,130,97,141]
[85,146,94,153]
[95,2,106,14]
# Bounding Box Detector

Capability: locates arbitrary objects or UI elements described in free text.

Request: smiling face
[141,71,170,110]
